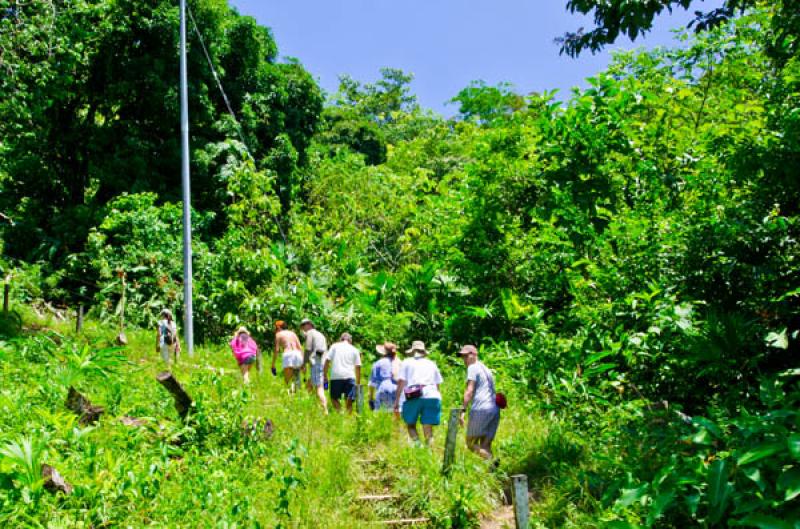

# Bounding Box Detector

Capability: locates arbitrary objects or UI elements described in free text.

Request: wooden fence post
[116,272,128,345]
[512,474,530,529]
[3,280,9,315]
[355,384,364,414]
[442,408,463,476]
[76,304,84,333]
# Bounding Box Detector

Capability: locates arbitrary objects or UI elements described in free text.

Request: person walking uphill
[394,341,443,445]
[324,333,361,413]
[230,327,259,384]
[369,342,400,411]
[272,321,304,394]
[301,318,328,414]
[156,309,180,364]
[457,345,501,460]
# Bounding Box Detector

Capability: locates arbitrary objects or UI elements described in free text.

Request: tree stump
[156,371,193,420]
[66,387,104,425]
[42,464,73,495]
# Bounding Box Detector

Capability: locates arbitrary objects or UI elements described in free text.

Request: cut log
[357,494,399,501]
[377,518,429,525]
[120,416,148,427]
[156,371,193,419]
[42,464,73,495]
[66,387,104,425]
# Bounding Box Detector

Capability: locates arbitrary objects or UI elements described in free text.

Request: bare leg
[240,364,251,384]
[480,438,494,460]
[292,369,301,393]
[316,386,328,415]
[467,436,492,459]
[345,399,354,414]
[406,424,420,442]
[331,398,342,412]
[283,368,295,394]
[422,425,434,445]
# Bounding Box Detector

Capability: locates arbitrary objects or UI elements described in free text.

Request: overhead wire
[186,4,288,244]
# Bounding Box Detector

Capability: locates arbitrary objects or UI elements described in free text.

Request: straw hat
[300,318,314,327]
[235,326,250,337]
[160,309,173,319]
[376,342,397,356]
[405,340,429,357]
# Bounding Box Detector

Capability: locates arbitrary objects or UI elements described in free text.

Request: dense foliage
[1,0,799,527]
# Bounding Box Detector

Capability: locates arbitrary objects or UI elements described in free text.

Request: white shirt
[467,361,497,411]
[398,356,443,400]
[326,341,361,380]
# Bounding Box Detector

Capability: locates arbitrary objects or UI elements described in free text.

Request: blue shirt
[369,357,397,394]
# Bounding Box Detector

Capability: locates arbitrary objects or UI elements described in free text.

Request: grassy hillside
[0,312,565,528]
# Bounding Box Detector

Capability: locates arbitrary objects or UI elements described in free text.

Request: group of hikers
[156,309,503,459]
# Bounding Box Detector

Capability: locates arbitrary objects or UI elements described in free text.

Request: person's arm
[272,336,279,370]
[156,325,161,352]
[462,380,476,410]
[394,379,406,411]
[323,358,330,381]
[355,365,361,386]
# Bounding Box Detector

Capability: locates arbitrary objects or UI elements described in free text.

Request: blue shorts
[310,362,325,387]
[467,408,500,440]
[401,397,441,426]
[376,390,396,410]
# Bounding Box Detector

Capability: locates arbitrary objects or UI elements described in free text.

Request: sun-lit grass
[1,313,538,527]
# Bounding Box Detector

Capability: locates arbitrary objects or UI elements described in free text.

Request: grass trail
[1,314,563,527]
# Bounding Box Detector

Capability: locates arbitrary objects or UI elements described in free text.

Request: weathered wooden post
[3,279,9,315]
[442,407,463,476]
[156,371,193,420]
[116,271,128,345]
[75,304,84,333]
[512,474,530,529]
[355,384,364,414]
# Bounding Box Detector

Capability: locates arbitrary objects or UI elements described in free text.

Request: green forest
[1,0,798,527]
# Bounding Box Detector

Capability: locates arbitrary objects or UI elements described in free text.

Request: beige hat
[406,340,429,357]
[457,344,478,356]
[235,326,250,336]
[376,342,397,356]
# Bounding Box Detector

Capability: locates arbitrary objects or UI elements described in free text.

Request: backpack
[162,322,175,346]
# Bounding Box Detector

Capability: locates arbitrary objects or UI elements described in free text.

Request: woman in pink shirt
[230,327,259,384]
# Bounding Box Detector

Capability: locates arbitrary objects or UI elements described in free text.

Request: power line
[186,5,288,245]
[186,5,253,161]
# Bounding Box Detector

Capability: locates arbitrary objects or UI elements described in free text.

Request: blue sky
[228,0,722,115]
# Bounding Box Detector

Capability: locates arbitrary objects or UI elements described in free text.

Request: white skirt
[282,350,303,370]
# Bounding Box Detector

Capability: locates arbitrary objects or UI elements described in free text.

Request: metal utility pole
[179,0,194,356]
